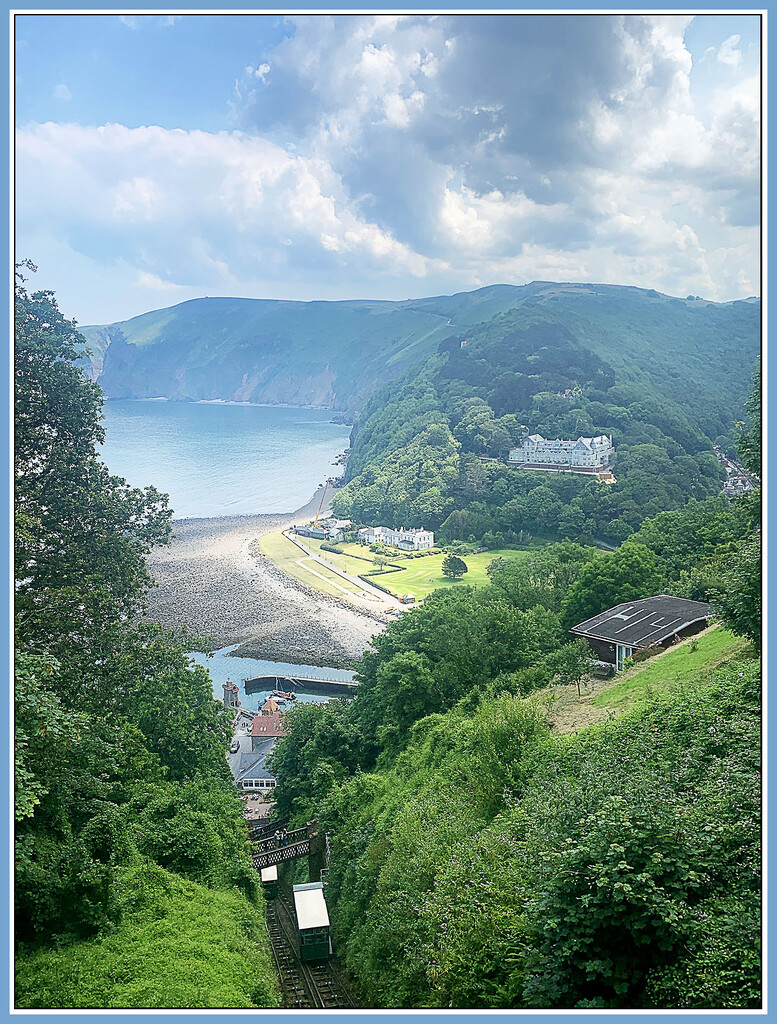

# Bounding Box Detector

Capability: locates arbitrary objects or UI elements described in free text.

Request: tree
[15,265,172,659]
[709,534,761,646]
[736,360,761,477]
[487,542,598,613]
[550,639,595,696]
[442,553,468,579]
[561,543,664,631]
[14,270,248,952]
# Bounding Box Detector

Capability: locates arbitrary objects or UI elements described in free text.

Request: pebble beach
[144,487,385,667]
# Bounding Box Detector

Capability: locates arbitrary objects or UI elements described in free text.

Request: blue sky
[15,13,761,325]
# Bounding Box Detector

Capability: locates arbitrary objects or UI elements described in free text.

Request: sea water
[100,399,350,519]
[189,646,357,710]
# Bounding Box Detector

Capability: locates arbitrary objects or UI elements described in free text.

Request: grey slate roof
[235,747,276,783]
[570,595,713,648]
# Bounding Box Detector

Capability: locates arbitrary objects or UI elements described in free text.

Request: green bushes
[314,658,760,1009]
[15,864,281,1009]
[14,270,280,1009]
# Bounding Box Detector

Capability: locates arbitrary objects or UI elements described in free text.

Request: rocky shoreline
[144,487,385,667]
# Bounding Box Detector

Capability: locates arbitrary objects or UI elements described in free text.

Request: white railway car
[292,882,331,961]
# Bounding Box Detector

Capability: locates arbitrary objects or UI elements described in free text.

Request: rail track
[265,891,356,1009]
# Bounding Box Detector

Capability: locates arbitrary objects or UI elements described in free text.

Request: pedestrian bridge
[252,821,325,875]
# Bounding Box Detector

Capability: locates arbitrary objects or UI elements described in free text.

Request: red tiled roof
[251,712,288,737]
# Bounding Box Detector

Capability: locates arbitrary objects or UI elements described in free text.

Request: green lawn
[301,537,402,578]
[259,531,365,598]
[591,624,750,713]
[307,540,534,600]
[262,533,536,602]
[377,549,531,600]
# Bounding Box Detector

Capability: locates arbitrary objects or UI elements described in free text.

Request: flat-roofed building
[571,594,714,673]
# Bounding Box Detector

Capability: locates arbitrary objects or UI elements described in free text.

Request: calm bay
[100,399,350,519]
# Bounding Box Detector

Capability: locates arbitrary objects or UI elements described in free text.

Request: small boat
[272,689,297,701]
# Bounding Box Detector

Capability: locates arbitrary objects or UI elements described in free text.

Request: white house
[357,526,435,550]
[508,434,614,469]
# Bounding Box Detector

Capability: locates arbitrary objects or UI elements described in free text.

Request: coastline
[145,486,385,667]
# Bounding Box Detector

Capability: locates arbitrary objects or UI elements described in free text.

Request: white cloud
[17,14,761,319]
[16,122,434,293]
[718,34,742,68]
[52,83,72,101]
[119,14,182,30]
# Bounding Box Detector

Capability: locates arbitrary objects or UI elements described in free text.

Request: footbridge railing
[252,820,328,879]
[253,838,311,871]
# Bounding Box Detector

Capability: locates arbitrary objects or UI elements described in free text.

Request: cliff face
[78,284,760,414]
[80,294,476,411]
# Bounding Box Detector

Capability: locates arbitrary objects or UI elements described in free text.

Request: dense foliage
[332,294,758,546]
[14,270,275,1007]
[277,653,760,1010]
[15,863,280,1009]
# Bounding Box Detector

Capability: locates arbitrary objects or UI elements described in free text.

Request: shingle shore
[144,488,385,668]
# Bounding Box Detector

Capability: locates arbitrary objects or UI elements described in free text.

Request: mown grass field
[376,548,533,599]
[259,532,537,602]
[301,537,535,600]
[258,531,364,598]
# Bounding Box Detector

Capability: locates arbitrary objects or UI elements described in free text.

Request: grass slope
[264,532,534,601]
[15,864,281,1010]
[591,624,750,711]
[547,624,748,735]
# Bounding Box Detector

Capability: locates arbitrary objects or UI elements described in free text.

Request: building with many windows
[357,526,435,550]
[508,433,614,473]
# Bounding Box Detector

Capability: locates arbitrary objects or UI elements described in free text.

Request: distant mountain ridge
[79,283,760,417]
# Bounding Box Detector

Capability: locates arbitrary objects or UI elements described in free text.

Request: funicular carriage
[292,881,331,961]
[260,864,278,899]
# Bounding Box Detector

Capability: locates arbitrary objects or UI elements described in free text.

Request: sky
[15,12,762,326]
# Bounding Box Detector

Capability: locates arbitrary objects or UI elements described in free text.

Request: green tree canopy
[560,543,665,631]
[442,553,468,578]
[736,360,761,477]
[15,266,172,658]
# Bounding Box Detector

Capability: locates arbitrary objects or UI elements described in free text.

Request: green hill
[15,864,281,1009]
[78,283,759,419]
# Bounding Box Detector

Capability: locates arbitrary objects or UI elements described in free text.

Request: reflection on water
[100,399,350,518]
[189,645,357,712]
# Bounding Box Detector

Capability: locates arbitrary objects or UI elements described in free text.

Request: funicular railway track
[265,889,355,1009]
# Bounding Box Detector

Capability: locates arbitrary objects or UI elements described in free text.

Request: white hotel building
[358,526,435,551]
[508,434,615,470]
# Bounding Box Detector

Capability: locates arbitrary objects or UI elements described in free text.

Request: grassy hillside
[81,295,462,410]
[546,624,748,734]
[78,283,759,423]
[15,864,281,1009]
